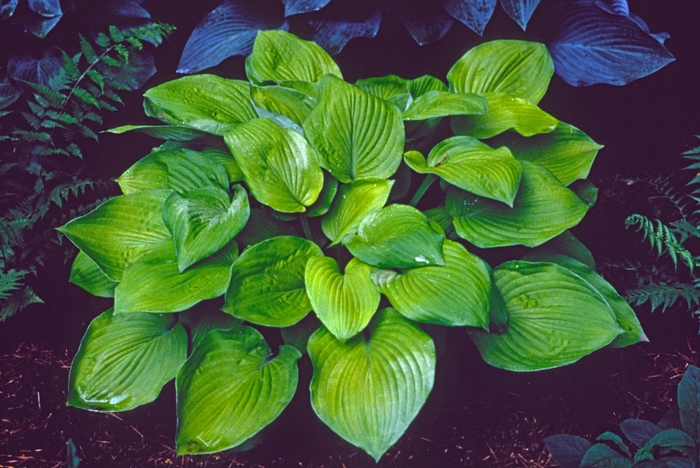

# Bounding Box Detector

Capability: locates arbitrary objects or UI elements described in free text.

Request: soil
[2,1,700,467]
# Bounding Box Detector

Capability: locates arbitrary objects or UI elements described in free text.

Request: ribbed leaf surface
[500,0,541,30]
[309,308,435,462]
[447,40,553,104]
[144,75,257,136]
[68,309,187,411]
[447,161,589,248]
[470,261,623,371]
[404,135,521,206]
[306,257,380,341]
[224,118,324,213]
[444,0,497,36]
[403,91,487,120]
[282,0,331,16]
[372,240,491,327]
[303,75,405,183]
[224,236,323,326]
[176,327,300,454]
[69,251,118,298]
[355,74,411,111]
[250,85,316,126]
[58,191,172,281]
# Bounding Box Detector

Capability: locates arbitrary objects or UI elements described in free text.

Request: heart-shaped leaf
[246,30,342,84]
[144,75,257,136]
[163,185,249,272]
[443,0,497,35]
[303,75,405,183]
[282,0,331,16]
[117,147,230,195]
[501,0,541,30]
[308,308,435,462]
[321,178,393,244]
[68,309,187,411]
[469,261,623,371]
[176,326,300,454]
[57,191,172,280]
[447,40,553,104]
[250,85,317,126]
[548,2,675,87]
[372,239,491,327]
[310,8,382,55]
[115,241,237,314]
[446,161,590,248]
[451,93,559,139]
[404,136,521,206]
[224,236,323,327]
[224,118,324,213]
[403,91,487,121]
[177,0,287,74]
[306,256,380,341]
[70,251,118,298]
[345,204,445,269]
[493,122,602,186]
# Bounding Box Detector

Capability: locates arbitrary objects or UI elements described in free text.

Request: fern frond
[109,25,124,43]
[72,86,100,108]
[21,111,43,129]
[79,34,98,64]
[61,50,81,82]
[626,282,700,313]
[625,214,695,272]
[0,285,43,321]
[0,270,28,301]
[13,129,51,143]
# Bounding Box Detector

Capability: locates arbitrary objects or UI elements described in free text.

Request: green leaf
[308,308,435,462]
[580,444,633,468]
[246,30,342,85]
[403,91,487,121]
[250,85,317,126]
[355,74,411,110]
[446,161,590,248]
[523,231,596,270]
[201,147,245,183]
[69,251,118,298]
[451,93,559,139]
[178,306,242,350]
[493,122,603,186]
[235,209,299,248]
[143,75,257,136]
[407,75,447,98]
[106,125,215,142]
[305,256,380,341]
[176,327,300,455]
[67,309,187,411]
[224,118,323,213]
[303,75,405,183]
[115,241,237,314]
[163,185,249,272]
[321,178,393,245]
[637,429,696,462]
[57,191,172,280]
[678,365,700,441]
[306,173,338,217]
[469,261,623,371]
[223,236,323,327]
[447,40,554,105]
[344,204,445,269]
[371,239,491,327]
[117,147,230,195]
[404,136,521,206]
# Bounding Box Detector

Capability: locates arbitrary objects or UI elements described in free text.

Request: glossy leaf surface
[177,327,300,454]
[282,0,331,16]
[403,91,487,120]
[470,261,623,371]
[224,236,323,327]
[309,308,435,461]
[68,309,187,411]
[69,251,118,298]
[304,75,404,183]
[372,240,491,327]
[501,0,541,30]
[250,85,316,126]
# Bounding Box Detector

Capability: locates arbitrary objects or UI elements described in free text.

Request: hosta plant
[59,30,647,461]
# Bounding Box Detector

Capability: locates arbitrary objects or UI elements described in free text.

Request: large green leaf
[143,75,257,136]
[67,309,187,411]
[303,75,405,183]
[407,75,447,98]
[176,327,300,455]
[308,308,435,462]
[223,236,323,327]
[404,136,521,206]
[250,85,317,127]
[372,240,491,327]
[344,204,445,269]
[57,191,172,281]
[446,161,590,248]
[493,122,603,186]
[355,74,411,110]
[321,178,393,245]
[163,185,249,272]
[224,118,323,213]
[447,40,554,105]
[69,251,118,298]
[402,91,487,121]
[469,261,623,371]
[115,241,237,314]
[116,147,230,195]
[306,172,338,217]
[246,30,342,85]
[201,147,245,183]
[305,256,380,341]
[451,93,559,139]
